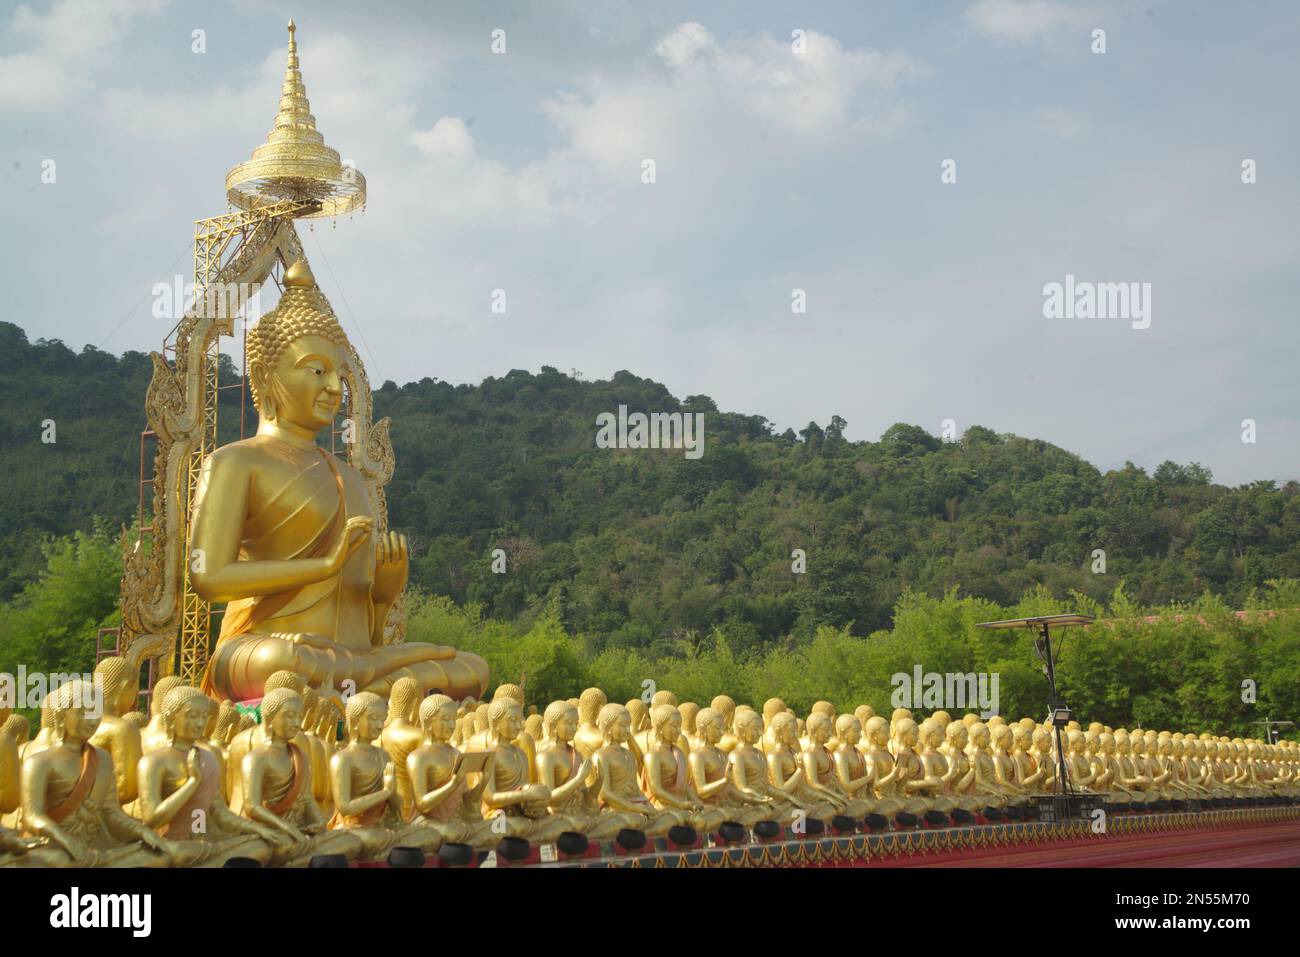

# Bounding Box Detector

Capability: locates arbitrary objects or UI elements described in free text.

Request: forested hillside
[3,320,1299,659]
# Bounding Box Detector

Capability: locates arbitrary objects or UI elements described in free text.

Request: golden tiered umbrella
[224,20,366,218]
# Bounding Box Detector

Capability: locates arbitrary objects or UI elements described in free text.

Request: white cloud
[966,0,1096,43]
[0,0,167,109]
[411,117,476,164]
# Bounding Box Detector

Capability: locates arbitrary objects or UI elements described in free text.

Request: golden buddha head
[734,708,763,745]
[1011,725,1031,751]
[626,698,648,731]
[894,717,919,750]
[762,698,787,722]
[543,700,577,745]
[945,719,969,751]
[678,702,700,736]
[260,688,305,742]
[418,694,457,743]
[931,709,952,727]
[992,724,1014,752]
[854,704,875,725]
[805,711,833,745]
[388,677,421,724]
[161,686,211,747]
[524,713,544,741]
[710,694,736,722]
[597,703,630,745]
[651,690,678,709]
[92,656,139,716]
[489,698,523,742]
[493,683,525,706]
[149,676,186,719]
[864,715,890,747]
[578,687,606,723]
[47,679,102,745]
[810,700,835,719]
[649,704,682,748]
[212,700,240,742]
[345,692,386,744]
[770,711,799,748]
[1,713,30,745]
[695,707,723,745]
[835,714,862,747]
[247,259,349,430]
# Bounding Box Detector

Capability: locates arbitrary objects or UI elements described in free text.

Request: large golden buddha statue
[191,259,488,703]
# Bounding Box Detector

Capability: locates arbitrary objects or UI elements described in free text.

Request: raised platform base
[469,806,1300,868]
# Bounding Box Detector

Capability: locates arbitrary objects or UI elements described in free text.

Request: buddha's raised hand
[372,531,409,605]
[327,516,373,574]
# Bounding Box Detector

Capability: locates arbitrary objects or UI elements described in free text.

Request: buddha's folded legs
[209,634,488,701]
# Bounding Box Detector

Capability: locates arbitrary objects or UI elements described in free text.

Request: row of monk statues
[2,665,1297,867]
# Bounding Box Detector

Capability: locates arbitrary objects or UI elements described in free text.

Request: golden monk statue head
[246,260,349,428]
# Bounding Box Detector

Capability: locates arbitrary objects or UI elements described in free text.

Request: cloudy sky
[2,0,1297,485]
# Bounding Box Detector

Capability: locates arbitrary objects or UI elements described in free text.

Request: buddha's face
[495,702,522,741]
[606,711,630,745]
[112,679,138,716]
[355,702,385,743]
[61,706,99,744]
[701,714,723,746]
[840,720,861,747]
[737,717,760,746]
[272,700,304,741]
[658,713,682,747]
[260,334,344,431]
[554,707,577,744]
[170,700,208,746]
[947,725,968,751]
[778,719,799,748]
[426,704,456,742]
[810,719,830,746]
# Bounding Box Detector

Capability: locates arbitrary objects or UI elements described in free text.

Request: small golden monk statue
[378,677,424,818]
[0,704,27,860]
[240,688,363,866]
[227,670,308,813]
[140,676,187,756]
[135,686,287,866]
[477,699,567,847]
[188,259,488,703]
[19,680,182,867]
[88,655,145,804]
[573,687,608,760]
[641,704,723,834]
[404,694,494,845]
[828,714,878,820]
[327,692,443,858]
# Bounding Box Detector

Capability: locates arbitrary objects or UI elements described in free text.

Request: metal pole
[1040,623,1071,796]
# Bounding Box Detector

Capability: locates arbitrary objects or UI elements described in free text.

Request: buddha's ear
[249,358,276,420]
